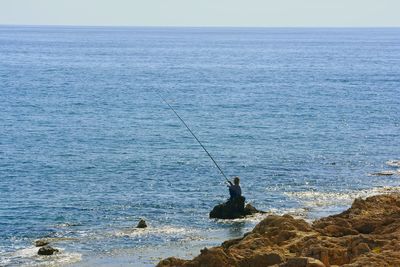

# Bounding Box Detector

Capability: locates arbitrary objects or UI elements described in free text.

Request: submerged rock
[38,245,59,255]
[35,239,50,247]
[386,160,400,167]
[34,237,78,246]
[209,196,265,219]
[137,219,147,228]
[369,171,396,176]
[158,193,400,267]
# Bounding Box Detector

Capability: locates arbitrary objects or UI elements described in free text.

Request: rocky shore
[157,193,400,267]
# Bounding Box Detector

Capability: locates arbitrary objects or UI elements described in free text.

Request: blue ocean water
[0,26,399,266]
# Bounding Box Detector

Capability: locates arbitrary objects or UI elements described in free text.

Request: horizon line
[1,23,400,29]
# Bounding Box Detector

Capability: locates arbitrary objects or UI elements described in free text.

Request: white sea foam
[53,222,82,228]
[269,207,311,218]
[386,160,400,167]
[285,186,400,209]
[215,212,270,224]
[31,251,82,267]
[12,246,38,258]
[5,246,81,267]
[114,225,198,238]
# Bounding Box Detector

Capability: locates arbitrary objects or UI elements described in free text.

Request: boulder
[209,196,265,219]
[38,245,59,255]
[137,219,147,228]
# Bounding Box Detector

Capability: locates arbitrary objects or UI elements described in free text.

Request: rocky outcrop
[158,194,400,267]
[209,197,265,219]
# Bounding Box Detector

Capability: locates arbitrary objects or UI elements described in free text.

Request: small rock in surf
[137,219,147,228]
[38,245,59,255]
[35,239,50,247]
[386,160,400,167]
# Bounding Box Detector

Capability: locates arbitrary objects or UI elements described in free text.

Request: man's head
[233,176,240,185]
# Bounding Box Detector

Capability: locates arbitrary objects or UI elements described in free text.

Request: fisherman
[227,176,242,200]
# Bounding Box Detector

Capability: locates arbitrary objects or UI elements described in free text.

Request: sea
[0,26,399,266]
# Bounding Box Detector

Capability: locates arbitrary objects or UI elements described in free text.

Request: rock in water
[386,160,400,167]
[38,245,59,255]
[369,171,395,176]
[209,196,264,219]
[137,219,147,228]
[35,239,50,247]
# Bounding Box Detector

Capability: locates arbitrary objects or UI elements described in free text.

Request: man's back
[229,184,242,199]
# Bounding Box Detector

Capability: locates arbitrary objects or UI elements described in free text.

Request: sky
[0,0,399,27]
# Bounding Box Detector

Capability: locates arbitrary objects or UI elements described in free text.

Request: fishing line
[155,89,230,183]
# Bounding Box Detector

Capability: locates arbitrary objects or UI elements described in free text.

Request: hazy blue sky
[0,0,399,27]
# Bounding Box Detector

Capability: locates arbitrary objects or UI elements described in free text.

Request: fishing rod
[156,90,230,184]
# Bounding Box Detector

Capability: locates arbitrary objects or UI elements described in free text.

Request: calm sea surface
[0,26,399,266]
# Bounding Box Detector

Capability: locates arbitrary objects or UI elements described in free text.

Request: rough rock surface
[158,194,400,267]
[209,196,265,219]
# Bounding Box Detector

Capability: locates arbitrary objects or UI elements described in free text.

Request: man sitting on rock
[210,176,263,219]
[228,176,242,200]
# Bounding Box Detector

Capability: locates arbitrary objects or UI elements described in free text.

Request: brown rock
[239,251,284,266]
[351,242,370,257]
[190,247,236,267]
[158,194,400,267]
[352,221,377,234]
[156,257,188,267]
[280,257,325,267]
[319,225,358,237]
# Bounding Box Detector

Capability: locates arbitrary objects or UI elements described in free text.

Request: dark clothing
[228,184,242,199]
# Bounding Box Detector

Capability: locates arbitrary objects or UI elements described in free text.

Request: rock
[386,160,400,167]
[137,219,147,228]
[35,239,50,247]
[369,171,395,176]
[253,214,312,235]
[280,257,326,267]
[209,196,264,219]
[351,242,370,257]
[244,203,266,215]
[186,247,236,267]
[239,251,285,266]
[34,237,78,247]
[157,257,188,267]
[38,245,59,255]
[318,224,358,237]
[158,194,400,267]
